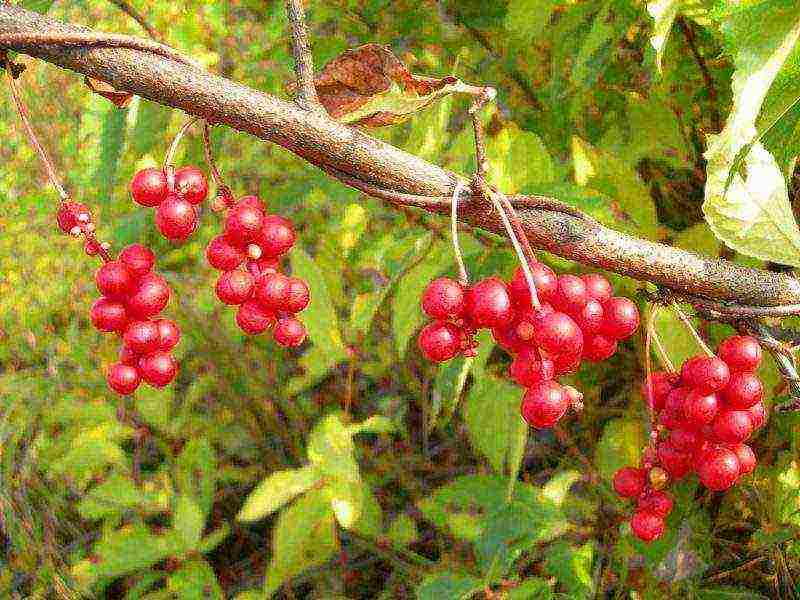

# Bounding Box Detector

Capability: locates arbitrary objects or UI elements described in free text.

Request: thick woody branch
[2,4,800,307]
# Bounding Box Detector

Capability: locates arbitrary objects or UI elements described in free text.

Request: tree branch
[284,0,321,111]
[2,4,800,307]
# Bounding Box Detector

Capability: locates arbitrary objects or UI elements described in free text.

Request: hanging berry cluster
[130,165,208,240]
[417,258,640,428]
[614,335,764,542]
[206,196,310,346]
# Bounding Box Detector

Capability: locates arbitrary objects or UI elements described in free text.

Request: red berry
[697,446,740,491]
[236,300,276,334]
[237,195,266,211]
[422,277,465,319]
[630,511,664,542]
[155,318,180,351]
[508,351,555,387]
[123,320,161,355]
[155,194,198,241]
[253,272,290,310]
[95,261,134,300]
[583,333,617,362]
[572,299,604,333]
[492,321,525,352]
[107,363,141,395]
[718,335,762,372]
[686,357,730,395]
[533,311,583,356]
[600,297,640,340]
[206,235,246,271]
[130,167,168,207]
[712,410,754,444]
[657,442,692,479]
[722,372,763,409]
[747,402,767,429]
[612,467,646,498]
[56,201,91,234]
[684,390,719,426]
[274,317,307,347]
[552,274,588,313]
[285,277,310,313]
[138,351,178,387]
[119,345,138,366]
[664,386,690,417]
[669,427,701,453]
[730,443,756,476]
[580,273,613,304]
[417,321,462,363]
[216,270,255,305]
[173,166,208,205]
[509,264,557,307]
[253,255,280,274]
[637,491,673,518]
[641,371,679,411]
[224,204,265,245]
[90,297,128,333]
[515,305,553,342]
[127,273,170,319]
[119,244,155,278]
[520,381,569,429]
[551,352,582,376]
[464,277,514,328]
[258,214,296,256]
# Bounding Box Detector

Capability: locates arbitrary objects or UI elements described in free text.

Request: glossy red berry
[130,167,168,207]
[119,345,138,366]
[107,363,141,395]
[534,311,583,356]
[173,166,208,205]
[747,402,767,429]
[122,320,161,355]
[668,427,701,453]
[600,297,640,340]
[57,201,91,234]
[127,273,170,319]
[722,372,763,409]
[641,372,679,411]
[697,446,740,491]
[509,264,557,307]
[274,317,307,347]
[119,244,155,278]
[95,261,134,300]
[464,277,514,328]
[612,467,647,498]
[508,351,555,387]
[583,333,617,362]
[572,299,604,333]
[155,318,180,351]
[206,235,246,271]
[284,277,310,313]
[156,194,198,241]
[418,321,462,363]
[237,195,265,212]
[712,410,754,444]
[657,442,692,480]
[90,297,128,333]
[630,511,664,542]
[520,381,568,429]
[730,443,756,476]
[422,277,465,319]
[687,357,730,395]
[236,300,276,334]
[258,214,296,256]
[253,272,290,310]
[216,270,255,305]
[718,335,762,372]
[684,390,719,426]
[580,273,613,304]
[552,274,588,313]
[224,204,265,245]
[138,351,178,387]
[637,491,673,518]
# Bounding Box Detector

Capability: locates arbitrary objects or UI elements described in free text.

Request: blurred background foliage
[2,0,800,598]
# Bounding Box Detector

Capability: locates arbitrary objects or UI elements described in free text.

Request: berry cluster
[130,165,209,241]
[206,195,309,346]
[57,201,110,256]
[417,261,640,428]
[614,335,765,542]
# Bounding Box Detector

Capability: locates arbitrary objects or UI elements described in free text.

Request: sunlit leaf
[594,418,646,482]
[237,466,321,523]
[416,573,482,600]
[544,541,594,599]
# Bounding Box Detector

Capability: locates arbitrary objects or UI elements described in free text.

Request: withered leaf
[297,43,480,127]
[84,76,133,108]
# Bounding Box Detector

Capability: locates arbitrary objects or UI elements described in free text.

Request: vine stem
[450,180,469,285]
[671,301,715,357]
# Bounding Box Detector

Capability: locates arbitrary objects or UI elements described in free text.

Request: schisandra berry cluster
[206,195,310,346]
[614,335,765,542]
[417,260,640,428]
[130,165,209,241]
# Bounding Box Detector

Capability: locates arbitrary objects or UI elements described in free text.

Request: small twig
[284,0,322,111]
[510,193,599,224]
[468,87,495,176]
[671,301,715,357]
[106,0,163,42]
[687,295,800,319]
[450,180,469,285]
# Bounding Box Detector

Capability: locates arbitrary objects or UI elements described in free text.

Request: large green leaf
[237,466,321,523]
[94,106,127,199]
[647,1,712,73]
[166,559,224,600]
[594,418,646,482]
[91,523,183,579]
[172,495,205,553]
[175,437,217,518]
[544,541,594,599]
[430,355,474,431]
[416,573,482,600]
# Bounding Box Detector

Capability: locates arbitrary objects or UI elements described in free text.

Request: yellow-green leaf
[237,466,321,523]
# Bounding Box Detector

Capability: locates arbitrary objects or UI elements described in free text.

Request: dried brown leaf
[84,76,133,108]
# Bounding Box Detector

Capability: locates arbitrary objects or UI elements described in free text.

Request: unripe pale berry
[90,297,128,333]
[95,261,134,300]
[534,311,583,356]
[722,372,763,409]
[138,351,178,387]
[107,363,141,395]
[520,381,568,429]
[274,317,307,347]
[630,511,664,542]
[173,166,208,205]
[258,214,296,256]
[206,235,246,271]
[130,167,168,207]
[285,277,311,313]
[418,321,462,363]
[236,300,276,334]
[123,320,161,355]
[225,204,265,245]
[155,318,181,351]
[612,467,646,498]
[580,273,613,304]
[422,277,465,319]
[464,277,514,328]
[254,272,290,310]
[216,270,255,305]
[712,410,754,444]
[155,194,198,241]
[127,273,170,319]
[718,335,762,372]
[697,446,740,491]
[600,297,640,340]
[119,244,155,278]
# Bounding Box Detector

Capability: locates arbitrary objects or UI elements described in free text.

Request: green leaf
[505,0,558,46]
[198,524,231,554]
[237,466,321,523]
[166,559,224,600]
[173,495,205,552]
[506,578,553,600]
[77,473,168,520]
[94,106,127,198]
[349,484,383,537]
[703,4,800,265]
[263,488,338,597]
[349,415,395,435]
[19,0,56,14]
[326,478,365,529]
[647,0,682,73]
[387,514,418,547]
[486,123,555,192]
[175,437,217,518]
[541,470,582,507]
[696,588,770,600]
[594,418,646,482]
[92,523,183,579]
[307,413,359,482]
[430,356,473,431]
[543,541,594,599]
[416,573,482,600]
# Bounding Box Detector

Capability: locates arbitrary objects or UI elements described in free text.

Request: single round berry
[684,390,720,426]
[418,321,462,363]
[206,235,246,271]
[274,317,307,347]
[464,277,514,328]
[254,272,290,310]
[285,277,310,313]
[552,351,582,376]
[155,194,198,241]
[422,277,465,319]
[534,311,583,356]
[520,381,568,429]
[515,305,553,342]
[630,511,665,542]
[130,167,168,207]
[686,357,730,395]
[224,204,265,245]
[492,321,525,352]
[572,299,604,334]
[237,195,266,212]
[90,297,128,333]
[580,273,613,303]
[730,443,756,476]
[583,333,617,362]
[95,260,134,300]
[718,335,762,372]
[258,214,296,256]
[637,491,673,518]
[668,427,701,453]
[107,363,141,395]
[722,372,763,409]
[712,410,754,444]
[509,352,555,387]
[552,274,588,313]
[57,201,91,234]
[509,264,557,307]
[641,371,679,411]
[173,166,208,205]
[123,320,161,355]
[216,270,255,305]
[119,345,139,366]
[612,467,646,498]
[236,300,276,334]
[127,273,170,319]
[253,255,280,274]
[600,297,640,340]
[138,351,178,388]
[155,318,180,351]
[747,402,767,429]
[119,244,155,278]
[697,446,740,491]
[657,442,692,480]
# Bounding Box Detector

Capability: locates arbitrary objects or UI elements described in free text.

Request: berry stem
[671,301,715,357]
[202,120,235,207]
[450,180,470,285]
[644,304,659,447]
[164,116,200,168]
[651,327,676,374]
